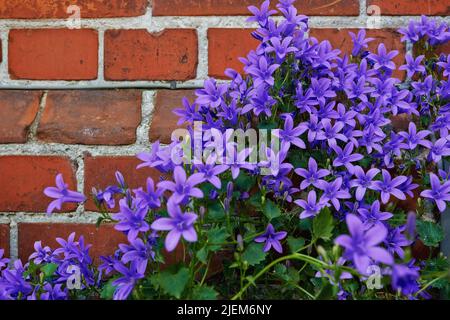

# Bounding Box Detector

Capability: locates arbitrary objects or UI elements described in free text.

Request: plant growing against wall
[1,0,450,300]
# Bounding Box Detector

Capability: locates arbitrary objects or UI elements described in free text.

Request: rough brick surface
[9,29,98,80]
[37,90,142,145]
[208,28,259,79]
[0,225,9,257]
[150,90,196,144]
[367,1,450,16]
[18,223,126,263]
[0,156,77,212]
[0,0,149,18]
[104,29,198,81]
[0,90,42,143]
[153,0,359,16]
[84,155,163,211]
[310,28,406,78]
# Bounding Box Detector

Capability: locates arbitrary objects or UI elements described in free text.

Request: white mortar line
[27,91,48,141]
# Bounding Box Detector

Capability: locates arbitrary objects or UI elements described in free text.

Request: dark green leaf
[100,279,117,300]
[287,236,305,253]
[417,220,444,247]
[41,263,58,277]
[207,202,225,220]
[192,286,218,300]
[312,208,334,241]
[207,227,229,251]
[155,267,190,299]
[242,243,267,266]
[263,199,281,220]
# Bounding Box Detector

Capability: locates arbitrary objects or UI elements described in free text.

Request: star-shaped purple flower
[254,224,287,253]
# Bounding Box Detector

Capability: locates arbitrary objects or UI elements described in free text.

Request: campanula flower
[384,226,412,259]
[367,43,399,71]
[398,122,431,150]
[295,157,330,190]
[151,200,198,252]
[112,200,150,242]
[373,170,408,204]
[350,166,380,200]
[358,200,393,229]
[420,173,450,212]
[112,261,145,300]
[349,29,374,57]
[274,114,307,149]
[295,190,327,219]
[134,177,163,209]
[44,174,86,215]
[335,214,393,274]
[158,166,205,204]
[399,54,426,78]
[254,224,287,253]
[332,143,363,173]
[316,177,351,211]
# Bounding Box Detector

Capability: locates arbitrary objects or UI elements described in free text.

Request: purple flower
[195,79,228,108]
[384,226,412,259]
[195,156,229,189]
[0,249,9,270]
[316,177,351,211]
[120,238,155,273]
[391,263,420,298]
[373,170,407,204]
[29,241,52,265]
[44,174,86,215]
[266,36,297,62]
[246,56,280,88]
[134,177,163,209]
[247,0,277,26]
[254,224,287,253]
[398,122,431,150]
[112,261,145,300]
[350,166,379,201]
[310,78,336,104]
[173,97,202,125]
[399,54,425,78]
[437,54,450,77]
[295,157,330,190]
[1,260,32,299]
[40,283,67,300]
[420,173,450,212]
[358,200,393,229]
[151,200,198,252]
[349,29,374,56]
[112,200,150,242]
[295,190,327,219]
[429,138,450,163]
[335,214,393,274]
[368,43,398,71]
[274,114,307,149]
[316,119,347,148]
[158,166,205,204]
[332,143,364,173]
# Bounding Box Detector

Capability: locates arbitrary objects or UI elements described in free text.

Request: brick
[9,29,98,80]
[367,0,450,16]
[152,0,359,16]
[37,90,142,145]
[150,90,196,144]
[84,155,163,211]
[0,224,9,258]
[0,0,148,18]
[0,156,77,212]
[18,223,126,264]
[310,28,406,79]
[208,28,259,79]
[0,90,42,143]
[104,29,198,81]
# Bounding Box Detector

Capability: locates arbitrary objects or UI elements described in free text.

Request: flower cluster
[1,0,449,301]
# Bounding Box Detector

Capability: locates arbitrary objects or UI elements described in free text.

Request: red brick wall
[0,0,448,261]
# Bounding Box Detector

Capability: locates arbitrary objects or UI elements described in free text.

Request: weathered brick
[37,90,142,145]
[9,29,98,80]
[0,0,149,18]
[367,0,450,16]
[104,29,198,81]
[0,224,9,257]
[152,0,359,16]
[0,90,42,143]
[150,90,196,144]
[0,156,77,212]
[310,28,406,79]
[18,223,126,264]
[208,28,259,79]
[84,155,163,211]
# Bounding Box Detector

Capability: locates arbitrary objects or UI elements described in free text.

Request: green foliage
[192,286,219,300]
[263,199,281,220]
[242,243,267,266]
[151,267,190,299]
[312,208,334,241]
[417,220,444,247]
[287,236,305,253]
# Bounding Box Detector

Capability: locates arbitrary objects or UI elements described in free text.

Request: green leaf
[235,173,256,192]
[196,247,208,264]
[263,199,281,220]
[423,256,450,289]
[192,286,218,300]
[417,220,444,247]
[249,192,263,210]
[207,227,229,251]
[312,208,334,241]
[41,263,58,277]
[207,202,225,220]
[242,243,267,266]
[100,279,117,300]
[287,236,305,253]
[155,267,190,299]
